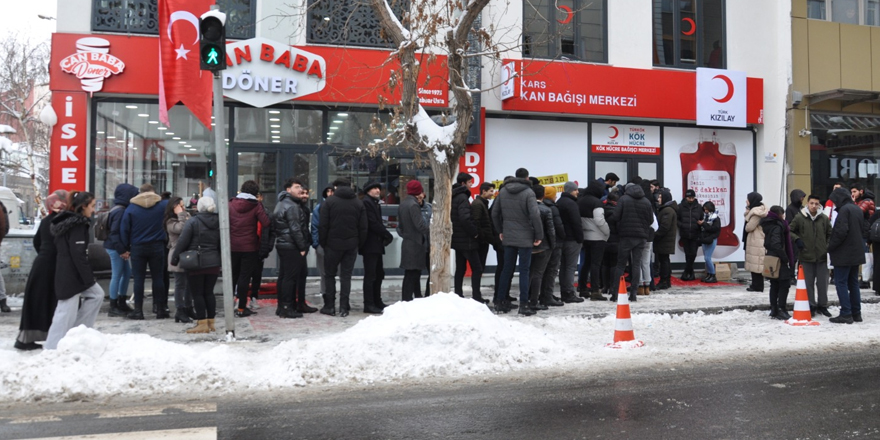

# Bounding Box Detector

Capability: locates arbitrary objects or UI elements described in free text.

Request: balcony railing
[91,0,255,40]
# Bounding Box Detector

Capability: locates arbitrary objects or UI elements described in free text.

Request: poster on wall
[591,124,660,155]
[663,127,754,263]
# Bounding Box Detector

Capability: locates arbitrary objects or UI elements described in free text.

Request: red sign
[58,37,125,95]
[49,34,449,107]
[49,92,88,193]
[502,59,763,124]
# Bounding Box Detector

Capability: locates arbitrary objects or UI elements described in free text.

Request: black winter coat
[103,183,138,254]
[19,212,59,338]
[50,211,96,300]
[677,199,703,240]
[172,213,222,270]
[785,189,806,224]
[451,184,479,251]
[603,202,619,250]
[828,187,867,267]
[612,184,654,240]
[535,202,556,252]
[762,215,793,280]
[556,192,583,243]
[700,212,722,245]
[361,195,393,255]
[654,201,678,255]
[472,196,497,246]
[273,192,310,252]
[319,186,367,251]
[543,198,566,244]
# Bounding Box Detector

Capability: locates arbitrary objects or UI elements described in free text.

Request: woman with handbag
[699,202,722,283]
[171,197,221,334]
[165,196,195,323]
[761,205,795,320]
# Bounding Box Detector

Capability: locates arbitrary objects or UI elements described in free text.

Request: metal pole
[213,70,235,339]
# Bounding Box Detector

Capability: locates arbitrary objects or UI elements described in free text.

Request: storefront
[809,112,880,199]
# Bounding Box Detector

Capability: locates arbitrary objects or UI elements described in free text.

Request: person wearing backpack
[789,195,832,317]
[101,183,138,317]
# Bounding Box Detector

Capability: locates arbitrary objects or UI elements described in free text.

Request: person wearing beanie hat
[538,185,565,307]
[452,173,486,303]
[563,181,578,194]
[654,188,678,290]
[406,180,424,196]
[311,184,335,298]
[472,182,500,286]
[677,189,702,281]
[398,179,429,301]
[361,181,393,314]
[544,186,557,201]
[556,182,582,303]
[744,191,769,292]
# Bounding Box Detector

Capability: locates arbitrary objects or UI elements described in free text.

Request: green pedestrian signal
[199,13,226,72]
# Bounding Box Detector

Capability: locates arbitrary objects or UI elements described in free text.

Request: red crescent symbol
[681,17,696,36]
[609,126,619,139]
[712,75,735,103]
[557,5,573,25]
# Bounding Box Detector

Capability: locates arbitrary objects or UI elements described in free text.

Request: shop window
[522,0,607,63]
[808,0,880,25]
[234,108,323,144]
[93,102,229,213]
[809,112,880,202]
[91,0,255,39]
[652,0,725,69]
[307,0,410,48]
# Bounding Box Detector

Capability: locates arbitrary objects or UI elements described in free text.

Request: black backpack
[870,218,880,243]
[94,205,123,241]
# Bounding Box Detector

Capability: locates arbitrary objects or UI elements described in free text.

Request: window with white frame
[808,0,880,26]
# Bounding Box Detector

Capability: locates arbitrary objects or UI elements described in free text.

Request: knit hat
[685,189,696,198]
[364,181,383,193]
[544,186,557,201]
[563,181,578,193]
[406,180,424,196]
[456,172,473,185]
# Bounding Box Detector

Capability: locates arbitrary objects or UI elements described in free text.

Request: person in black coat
[699,201,722,283]
[540,186,565,307]
[319,179,368,317]
[472,182,499,271]
[611,183,654,301]
[601,191,620,295]
[14,191,67,350]
[172,197,222,333]
[677,189,702,280]
[828,187,867,324]
[556,182,582,302]
[451,173,486,303]
[45,192,104,350]
[761,206,794,320]
[361,181,394,314]
[273,178,313,319]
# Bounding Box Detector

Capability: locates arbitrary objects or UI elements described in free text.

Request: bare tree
[0,34,51,217]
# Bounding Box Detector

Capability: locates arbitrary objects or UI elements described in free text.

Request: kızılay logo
[60,37,125,94]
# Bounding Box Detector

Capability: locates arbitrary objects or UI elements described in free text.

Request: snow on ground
[1,292,879,403]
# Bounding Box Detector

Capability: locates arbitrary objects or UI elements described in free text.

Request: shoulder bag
[762,254,781,279]
[178,219,202,271]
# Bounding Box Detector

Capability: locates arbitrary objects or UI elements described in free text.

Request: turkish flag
[158,0,214,129]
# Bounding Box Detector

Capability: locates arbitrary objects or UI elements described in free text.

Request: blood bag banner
[663,127,755,263]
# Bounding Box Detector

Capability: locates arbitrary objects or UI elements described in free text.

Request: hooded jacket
[855,189,876,220]
[535,201,556,252]
[398,194,429,270]
[744,203,769,273]
[103,183,138,254]
[120,191,169,250]
[828,187,867,267]
[361,193,393,255]
[229,194,270,253]
[491,178,543,248]
[171,213,222,270]
[579,179,610,241]
[785,189,806,224]
[762,211,794,280]
[451,184,479,251]
[612,184,654,240]
[654,189,678,255]
[556,191,583,243]
[543,197,566,244]
[51,211,96,300]
[677,197,703,240]
[318,185,367,251]
[603,199,620,249]
[789,207,831,263]
[273,191,310,252]
[472,195,499,247]
[311,184,334,248]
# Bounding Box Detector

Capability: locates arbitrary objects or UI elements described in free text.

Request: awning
[810,113,880,133]
[806,88,880,107]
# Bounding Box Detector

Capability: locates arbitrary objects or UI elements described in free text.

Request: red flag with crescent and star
[158,0,214,129]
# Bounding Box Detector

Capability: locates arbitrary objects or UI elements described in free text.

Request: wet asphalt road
[2,347,880,439]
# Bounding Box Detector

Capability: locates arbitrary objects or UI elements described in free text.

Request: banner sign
[591,124,661,155]
[696,68,747,128]
[49,92,88,193]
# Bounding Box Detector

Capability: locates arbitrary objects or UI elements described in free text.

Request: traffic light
[199,10,226,71]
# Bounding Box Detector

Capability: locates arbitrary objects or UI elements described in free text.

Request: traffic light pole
[212,70,235,339]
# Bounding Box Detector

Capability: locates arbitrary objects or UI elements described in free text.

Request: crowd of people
[6,171,877,350]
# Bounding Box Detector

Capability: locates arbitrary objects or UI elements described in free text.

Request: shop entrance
[590,156,662,185]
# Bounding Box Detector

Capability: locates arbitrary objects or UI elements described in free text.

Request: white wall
[607,0,653,68]
[56,0,91,34]
[257,0,306,45]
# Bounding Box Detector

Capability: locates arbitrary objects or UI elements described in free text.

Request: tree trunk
[427,158,456,294]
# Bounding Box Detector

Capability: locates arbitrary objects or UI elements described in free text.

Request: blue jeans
[130,241,167,308]
[496,246,533,304]
[833,265,861,316]
[702,240,717,274]
[106,249,131,300]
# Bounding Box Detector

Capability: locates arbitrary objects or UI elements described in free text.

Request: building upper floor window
[808,0,880,25]
[522,0,607,63]
[91,0,255,39]
[653,0,725,69]
[308,0,409,48]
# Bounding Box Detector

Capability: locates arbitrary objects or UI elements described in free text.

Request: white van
[0,186,24,228]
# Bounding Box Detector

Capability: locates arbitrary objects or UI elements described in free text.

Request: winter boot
[127,306,145,320]
[590,290,608,301]
[278,303,303,319]
[174,307,192,323]
[319,294,336,316]
[207,319,216,332]
[184,307,197,320]
[117,296,134,313]
[518,303,536,316]
[704,274,717,284]
[577,281,590,298]
[472,292,490,304]
[0,299,10,313]
[108,298,125,317]
[296,290,318,314]
[539,292,564,307]
[768,306,778,318]
[339,293,351,317]
[186,319,211,334]
[817,306,832,317]
[155,302,171,320]
[529,297,548,311]
[561,293,585,303]
[829,314,854,324]
[363,293,383,314]
[637,286,650,296]
[853,313,863,323]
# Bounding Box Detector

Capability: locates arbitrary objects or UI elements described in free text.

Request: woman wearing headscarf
[13,191,68,350]
[762,205,795,319]
[165,196,195,323]
[744,192,769,292]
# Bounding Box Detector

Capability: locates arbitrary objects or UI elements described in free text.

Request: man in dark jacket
[472,182,499,271]
[398,180,429,301]
[785,189,806,224]
[597,172,619,201]
[319,179,368,317]
[229,180,270,316]
[578,179,609,301]
[361,181,394,314]
[850,183,875,220]
[120,184,169,320]
[525,185,556,315]
[789,195,832,317]
[451,173,486,303]
[611,183,654,301]
[828,187,867,324]
[556,181,582,303]
[103,183,138,317]
[677,189,702,281]
[311,185,334,297]
[654,189,678,290]
[540,186,565,307]
[273,179,311,318]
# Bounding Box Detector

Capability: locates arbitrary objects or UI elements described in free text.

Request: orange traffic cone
[606,276,645,349]
[786,265,820,326]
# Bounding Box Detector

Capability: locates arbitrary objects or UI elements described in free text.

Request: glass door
[590,157,662,187]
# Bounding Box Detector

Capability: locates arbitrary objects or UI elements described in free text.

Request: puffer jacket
[856,190,876,220]
[699,212,721,245]
[677,198,703,240]
[166,210,192,273]
[543,197,566,244]
[451,184,479,251]
[603,200,619,250]
[761,212,793,280]
[361,194,393,255]
[228,194,270,253]
[318,185,367,251]
[535,201,556,252]
[789,207,831,263]
[556,191,583,243]
[103,183,138,254]
[472,196,498,247]
[273,191,310,252]
[828,187,867,267]
[491,178,543,248]
[785,189,806,224]
[612,184,654,240]
[51,211,96,300]
[579,179,609,241]
[171,213,222,270]
[120,192,168,249]
[654,190,678,255]
[744,203,769,273]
